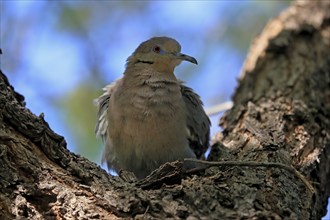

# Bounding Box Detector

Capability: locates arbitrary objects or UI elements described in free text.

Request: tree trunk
[0,1,329,219]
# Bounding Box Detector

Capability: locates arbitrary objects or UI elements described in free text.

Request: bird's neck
[125,61,177,79]
[151,60,176,74]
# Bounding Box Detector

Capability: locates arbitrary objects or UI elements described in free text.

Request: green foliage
[57,81,102,163]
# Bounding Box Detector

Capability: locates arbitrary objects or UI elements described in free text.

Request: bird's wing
[180,83,211,158]
[94,82,117,142]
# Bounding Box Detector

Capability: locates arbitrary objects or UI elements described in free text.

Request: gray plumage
[95,37,210,179]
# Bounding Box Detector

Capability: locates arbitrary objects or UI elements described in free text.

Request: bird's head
[126,37,197,73]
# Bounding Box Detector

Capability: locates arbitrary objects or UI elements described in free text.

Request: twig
[205,101,233,116]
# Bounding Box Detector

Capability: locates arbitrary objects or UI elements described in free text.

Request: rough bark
[0,1,329,219]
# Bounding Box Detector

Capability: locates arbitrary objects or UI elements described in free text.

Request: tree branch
[0,0,329,219]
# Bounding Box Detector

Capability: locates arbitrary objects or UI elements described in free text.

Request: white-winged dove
[95,37,210,179]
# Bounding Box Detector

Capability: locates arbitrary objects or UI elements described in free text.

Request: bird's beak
[176,53,198,65]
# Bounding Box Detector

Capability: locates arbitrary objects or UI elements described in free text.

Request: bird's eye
[153,46,161,53]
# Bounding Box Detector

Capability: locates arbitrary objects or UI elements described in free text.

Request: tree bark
[0,1,329,219]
